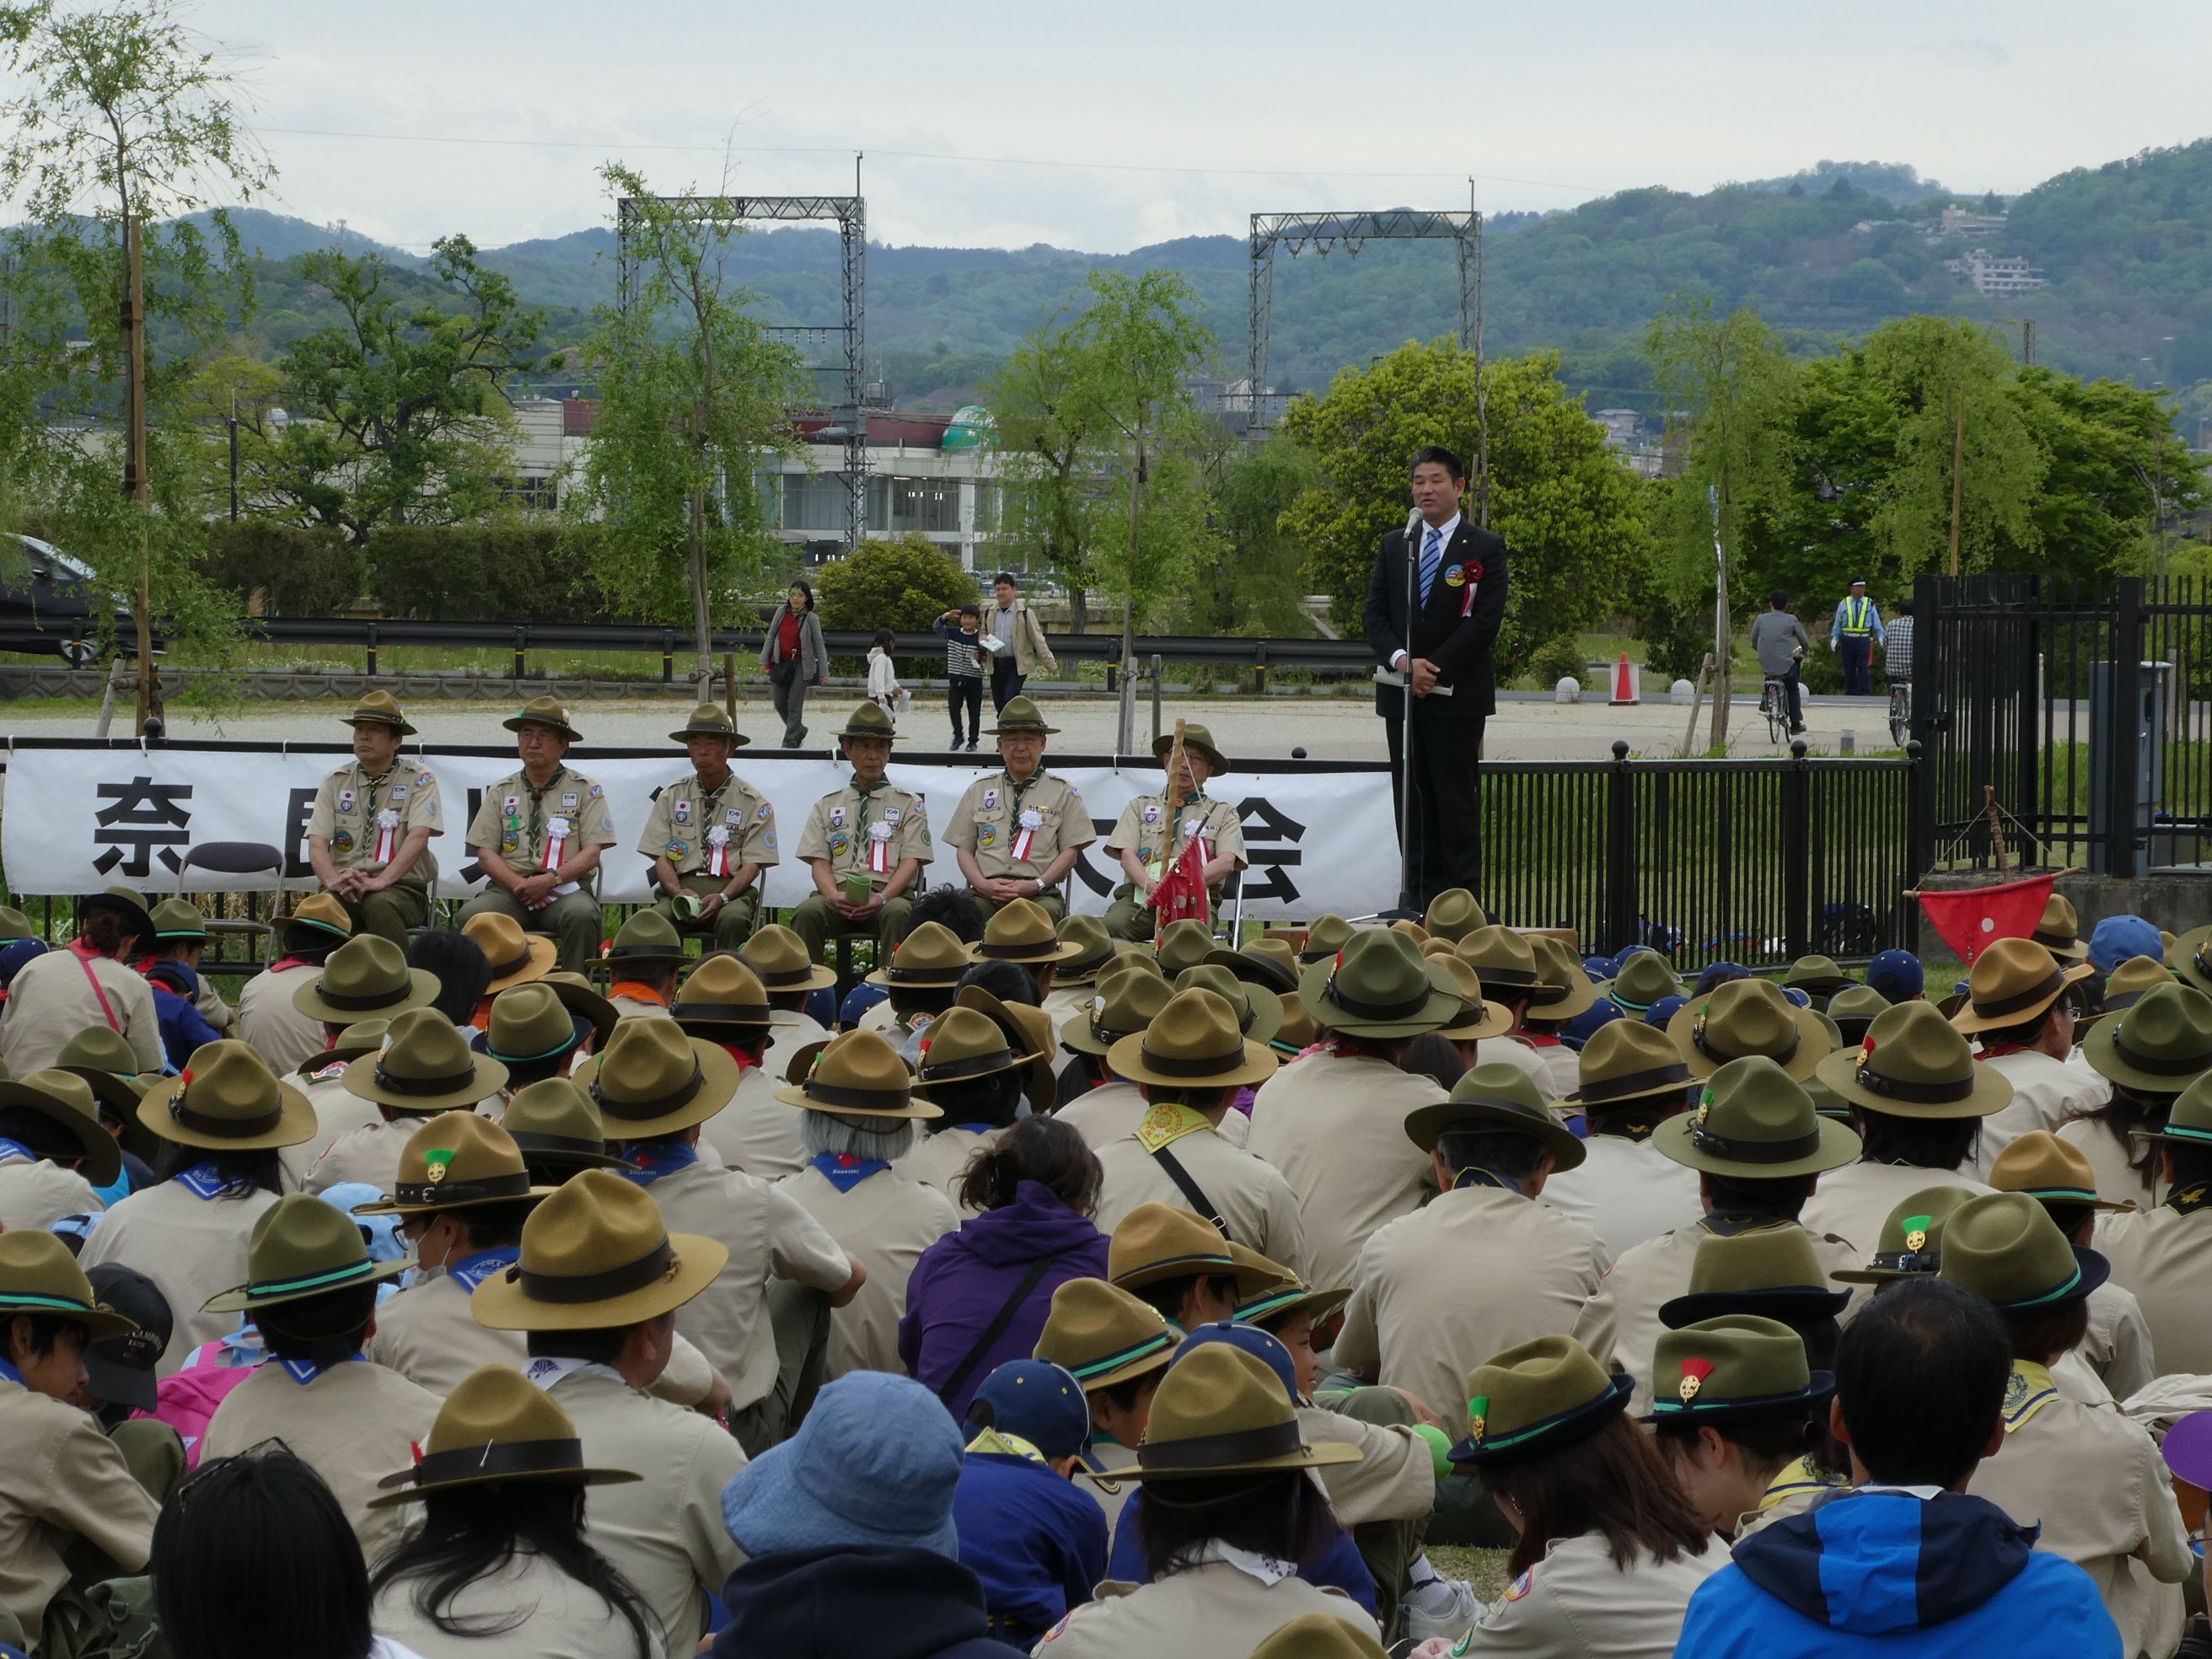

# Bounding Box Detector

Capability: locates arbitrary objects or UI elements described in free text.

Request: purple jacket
[899,1180,1108,1421]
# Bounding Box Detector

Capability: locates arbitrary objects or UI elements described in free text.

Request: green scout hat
[1948,937,2091,1036]
[471,982,592,1070]
[864,921,974,992]
[1448,1334,1632,1466]
[1061,967,1174,1058]
[741,923,838,995]
[1564,1019,1694,1114]
[953,986,1057,1109]
[138,1039,315,1152]
[1527,937,1598,1020]
[344,689,416,735]
[1644,1313,1833,1424]
[0,1069,120,1185]
[1425,954,1516,1044]
[573,1018,740,1141]
[1034,1277,1178,1392]
[0,905,35,941]
[311,1018,390,1071]
[1670,979,1832,1082]
[1605,952,1688,1015]
[472,1167,726,1331]
[1814,1001,2012,1119]
[80,885,156,945]
[1229,1241,1352,1329]
[1207,938,1300,996]
[1831,1185,1978,1284]
[280,892,353,952]
[836,701,898,743]
[54,1027,153,1118]
[1825,984,1891,1046]
[2086,954,2177,1028]
[499,1077,635,1174]
[668,703,749,747]
[1107,1201,1259,1295]
[459,912,556,994]
[604,910,689,970]
[1456,925,1544,1006]
[1171,965,1283,1050]
[2132,1067,2212,1152]
[1783,954,1857,1003]
[972,898,1082,967]
[1420,889,1484,944]
[1653,1055,1861,1180]
[1153,722,1228,776]
[1055,915,1117,984]
[1404,1062,1587,1172]
[2032,891,2088,960]
[1659,1227,1852,1327]
[540,971,620,1050]
[1248,1614,1388,1659]
[985,695,1059,735]
[350,1112,556,1218]
[1939,1189,2107,1310]
[204,1192,412,1313]
[0,1231,139,1340]
[779,1027,940,1122]
[1155,919,1218,977]
[289,934,442,1026]
[1297,928,1459,1039]
[1987,1130,2129,1213]
[1107,986,1278,1093]
[1109,1345,1360,1482]
[2080,980,2212,1095]
[2170,925,2212,996]
[1297,915,1355,964]
[502,695,583,743]
[148,898,207,943]
[1804,1072,1854,1122]
[369,1363,640,1508]
[671,955,776,1032]
[342,1007,509,1115]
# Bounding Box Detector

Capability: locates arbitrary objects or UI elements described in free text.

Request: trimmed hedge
[197,520,619,624]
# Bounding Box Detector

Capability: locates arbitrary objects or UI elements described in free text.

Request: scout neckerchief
[851,774,896,878]
[0,1137,36,1164]
[965,1425,1050,1465]
[521,1355,627,1393]
[1176,1538,1298,1588]
[2166,1181,2212,1216]
[610,981,670,1008]
[278,1351,365,1387]
[693,770,735,877]
[1697,1211,1791,1238]
[0,1356,25,1388]
[1759,1455,1846,1512]
[513,765,572,869]
[448,1245,521,1294]
[812,1151,889,1194]
[1135,1102,1214,1154]
[2002,1359,2061,1433]
[1003,767,1045,864]
[174,1159,245,1200]
[1451,1167,1519,1194]
[612,1134,699,1188]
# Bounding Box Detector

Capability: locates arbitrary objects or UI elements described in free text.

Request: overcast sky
[75,0,2212,252]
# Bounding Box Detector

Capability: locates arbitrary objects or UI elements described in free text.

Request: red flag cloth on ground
[1152,835,1211,942]
[1915,874,2056,965]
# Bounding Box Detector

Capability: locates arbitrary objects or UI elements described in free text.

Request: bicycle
[1888,680,1912,748]
[1761,675,1791,745]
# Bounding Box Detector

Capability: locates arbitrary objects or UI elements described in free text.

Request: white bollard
[1554,675,1582,705]
[1671,679,1697,704]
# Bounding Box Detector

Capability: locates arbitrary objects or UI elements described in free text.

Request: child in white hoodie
[866,629,903,722]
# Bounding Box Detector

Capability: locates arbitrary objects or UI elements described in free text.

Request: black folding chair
[174,840,286,968]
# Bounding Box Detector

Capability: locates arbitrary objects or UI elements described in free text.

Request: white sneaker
[1403,1576,1480,1646]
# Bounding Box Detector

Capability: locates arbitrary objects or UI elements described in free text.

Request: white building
[1946,249,2047,298]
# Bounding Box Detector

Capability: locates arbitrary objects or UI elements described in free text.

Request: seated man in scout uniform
[2097,1071,2212,1378]
[280,933,440,1184]
[1950,937,2101,1177]
[640,705,777,953]
[670,953,802,1178]
[600,910,690,1020]
[459,696,617,974]
[1539,1017,1705,1261]
[0,1069,118,1231]
[1102,722,1247,943]
[305,690,444,948]
[307,1005,509,1193]
[942,695,1095,922]
[1054,959,1173,1148]
[1988,1131,2153,1401]
[789,702,933,964]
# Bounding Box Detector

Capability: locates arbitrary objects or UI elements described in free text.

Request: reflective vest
[1840,598,1873,636]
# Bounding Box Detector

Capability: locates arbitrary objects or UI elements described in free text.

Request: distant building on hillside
[1592,409,1640,448]
[1940,204,2009,239]
[1946,249,2047,297]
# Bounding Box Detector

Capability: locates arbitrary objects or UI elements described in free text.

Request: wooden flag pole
[1984,785,2011,882]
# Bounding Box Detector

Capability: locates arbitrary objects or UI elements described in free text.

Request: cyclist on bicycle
[1748,588,1811,735]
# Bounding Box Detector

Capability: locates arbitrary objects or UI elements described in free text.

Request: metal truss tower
[618,190,868,550]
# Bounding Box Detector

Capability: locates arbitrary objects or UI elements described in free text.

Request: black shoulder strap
[1150,1144,1231,1241]
[936,1254,1057,1410]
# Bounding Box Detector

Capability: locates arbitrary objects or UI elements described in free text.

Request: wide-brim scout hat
[1826,984,1891,1046]
[780,1027,940,1121]
[969,897,1082,968]
[1153,722,1228,776]
[1271,991,1317,1055]
[472,981,593,1070]
[668,703,749,747]
[1107,1201,1261,1296]
[352,1112,559,1218]
[2032,892,2088,961]
[1527,937,1599,1020]
[1784,955,1858,1002]
[1455,924,1542,1003]
[1034,1277,1179,1392]
[836,701,898,743]
[1814,1001,2011,1120]
[1669,979,1831,1082]
[573,1018,740,1140]
[985,695,1059,735]
[203,1192,413,1313]
[0,1070,121,1186]
[1107,986,1279,1093]
[289,934,442,1026]
[79,885,156,945]
[1449,1334,1633,1466]
[2084,954,2177,1029]
[1564,1018,1694,1113]
[280,892,354,952]
[502,695,583,743]
[1643,1314,1833,1425]
[1988,1130,2131,1213]
[1298,928,1459,1039]
[53,1027,153,1125]
[1654,1055,1861,1180]
[1404,1062,1587,1171]
[1939,1190,2109,1310]
[540,971,620,1050]
[2132,1067,2212,1153]
[1426,955,1516,1043]
[1659,1227,1853,1327]
[1297,915,1354,964]
[309,1018,391,1071]
[1206,941,1298,997]
[1109,1345,1361,1482]
[2080,981,2212,1094]
[1229,1242,1352,1329]
[740,923,837,995]
[148,898,207,944]
[1604,951,1689,1016]
[1170,965,1283,1050]
[1949,937,2092,1036]
[1420,888,1484,944]
[1061,966,1174,1058]
[2169,925,2212,996]
[670,954,776,1033]
[500,1077,635,1173]
[1055,915,1118,984]
[953,986,1056,1107]
[473,1167,725,1330]
[345,689,416,735]
[138,1039,315,1152]
[1248,1613,1388,1659]
[604,910,690,970]
[1390,919,1430,948]
[0,1231,139,1340]
[369,1363,640,1507]
[865,921,973,991]
[343,1007,510,1114]
[1152,920,1214,977]
[462,912,558,995]
[1831,1185,1979,1284]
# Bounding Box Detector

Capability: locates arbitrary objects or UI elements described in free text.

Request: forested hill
[217,142,2212,411]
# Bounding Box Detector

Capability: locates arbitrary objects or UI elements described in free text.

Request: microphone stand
[1398,505,1423,914]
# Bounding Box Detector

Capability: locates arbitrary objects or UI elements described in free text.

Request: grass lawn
[1427,1544,1515,1601]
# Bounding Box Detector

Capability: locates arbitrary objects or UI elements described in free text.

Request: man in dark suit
[1363,445,1510,906]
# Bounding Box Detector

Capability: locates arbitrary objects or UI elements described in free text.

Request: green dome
[942,405,996,451]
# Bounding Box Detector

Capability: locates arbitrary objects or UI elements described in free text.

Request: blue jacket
[951,1452,1106,1643]
[1106,1490,1377,1614]
[144,964,222,1070]
[715,1544,1023,1659]
[1677,1489,2120,1659]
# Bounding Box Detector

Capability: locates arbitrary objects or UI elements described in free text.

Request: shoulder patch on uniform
[1040,1613,1072,1644]
[1504,1566,1535,1602]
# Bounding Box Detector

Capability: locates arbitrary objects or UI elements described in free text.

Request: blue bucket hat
[1694,961,1751,997]
[721,1371,965,1560]
[1175,1321,1298,1402]
[2088,917,2161,976]
[965,1360,1089,1460]
[1865,948,1925,1002]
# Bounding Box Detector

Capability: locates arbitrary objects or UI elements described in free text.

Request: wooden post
[722,652,738,727]
[1680,653,1714,759]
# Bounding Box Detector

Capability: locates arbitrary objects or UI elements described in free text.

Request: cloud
[1925,35,2009,67]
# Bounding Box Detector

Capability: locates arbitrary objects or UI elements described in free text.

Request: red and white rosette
[1010,807,1043,863]
[373,808,400,865]
[867,819,894,876]
[541,815,570,872]
[706,824,731,878]
[1179,817,1211,866]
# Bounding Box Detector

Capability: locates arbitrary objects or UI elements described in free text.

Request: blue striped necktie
[1418,524,1443,604]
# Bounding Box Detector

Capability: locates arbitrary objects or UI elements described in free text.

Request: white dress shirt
[1389,512,1462,669]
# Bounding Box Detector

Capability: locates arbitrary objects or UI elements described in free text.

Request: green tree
[813,534,976,633]
[1193,429,1320,638]
[990,312,1106,629]
[565,166,809,694]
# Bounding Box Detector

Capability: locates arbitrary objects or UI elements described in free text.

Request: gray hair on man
[801,1108,920,1164]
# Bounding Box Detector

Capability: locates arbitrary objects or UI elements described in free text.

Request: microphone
[1404,507,1424,543]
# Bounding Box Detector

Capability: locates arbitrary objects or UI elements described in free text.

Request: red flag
[1152,835,1211,942]
[1914,874,2055,965]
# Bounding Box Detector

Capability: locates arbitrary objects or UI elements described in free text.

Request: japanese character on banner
[1232,796,1305,907]
[93,776,194,878]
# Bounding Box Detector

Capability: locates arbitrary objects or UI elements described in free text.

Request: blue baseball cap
[1175,1322,1298,1404]
[1559,998,1624,1051]
[1581,954,1619,981]
[1644,994,1689,1029]
[0,937,46,988]
[2088,917,2162,976]
[1694,961,1752,996]
[964,1360,1090,1460]
[1779,985,1812,1008]
[1865,949,1925,1001]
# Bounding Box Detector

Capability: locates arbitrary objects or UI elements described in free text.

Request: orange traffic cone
[1609,652,1640,706]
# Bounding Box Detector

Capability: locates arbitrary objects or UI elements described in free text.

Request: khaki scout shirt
[1972,1048,2111,1178]
[303,1115,416,1196]
[2061,1116,2163,1211]
[0,1377,158,1636]
[795,777,933,889]
[1448,1529,1723,1658]
[779,1162,958,1380]
[0,1152,101,1232]
[465,765,618,872]
[236,961,327,1076]
[199,1356,439,1568]
[76,1178,281,1377]
[2099,1198,2212,1376]
[894,1125,1003,1219]
[373,1546,671,1659]
[2085,1278,2157,1401]
[281,1063,384,1191]
[639,770,779,881]
[1335,1184,1605,1441]
[1299,1399,1436,1527]
[1091,1122,1307,1277]
[367,1267,528,1399]
[943,769,1096,883]
[704,1066,809,1182]
[1540,1132,1705,1265]
[307,756,443,883]
[1036,1558,1374,1658]
[1053,1080,1150,1151]
[1103,791,1247,883]
[0,948,164,1075]
[1796,1159,1992,1261]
